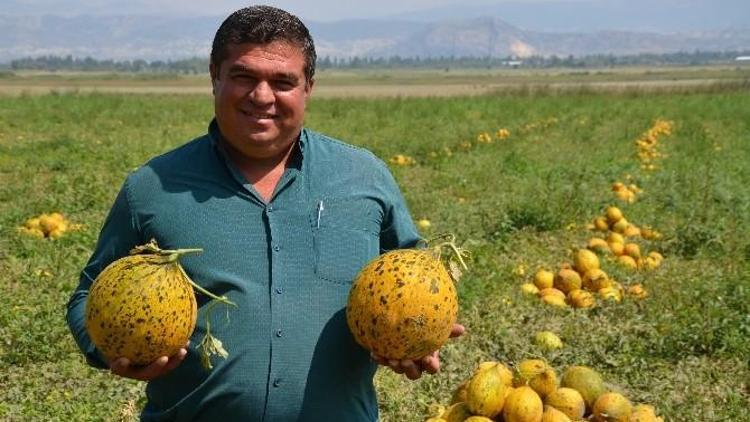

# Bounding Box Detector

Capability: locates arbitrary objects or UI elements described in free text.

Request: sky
[2,0,557,21]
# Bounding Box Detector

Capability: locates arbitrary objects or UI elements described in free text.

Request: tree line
[3,50,748,73]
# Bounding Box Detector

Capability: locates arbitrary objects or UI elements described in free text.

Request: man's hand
[372,323,465,380]
[109,344,189,381]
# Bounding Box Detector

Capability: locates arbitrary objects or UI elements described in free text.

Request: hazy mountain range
[1,0,749,63]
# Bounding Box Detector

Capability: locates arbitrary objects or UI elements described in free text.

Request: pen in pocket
[316,200,324,228]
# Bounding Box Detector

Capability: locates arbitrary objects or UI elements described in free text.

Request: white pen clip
[316,200,324,228]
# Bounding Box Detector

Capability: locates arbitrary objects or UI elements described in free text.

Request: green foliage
[1,85,749,421]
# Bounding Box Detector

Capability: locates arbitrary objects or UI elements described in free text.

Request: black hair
[210,5,316,83]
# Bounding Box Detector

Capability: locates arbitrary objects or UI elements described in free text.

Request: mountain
[388,0,750,33]
[1,13,748,63]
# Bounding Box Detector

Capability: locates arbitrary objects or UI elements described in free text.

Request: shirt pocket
[311,198,381,284]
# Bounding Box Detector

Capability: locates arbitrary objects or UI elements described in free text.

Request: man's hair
[210,5,317,83]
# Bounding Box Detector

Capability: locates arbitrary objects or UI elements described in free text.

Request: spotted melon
[346,238,467,360]
[86,239,235,368]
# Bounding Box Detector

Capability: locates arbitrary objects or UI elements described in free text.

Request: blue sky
[3,0,574,21]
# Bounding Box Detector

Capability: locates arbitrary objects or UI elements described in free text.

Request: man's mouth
[242,110,275,120]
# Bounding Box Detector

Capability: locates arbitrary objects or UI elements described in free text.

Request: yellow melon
[542,405,571,422]
[544,387,585,420]
[611,218,629,234]
[534,270,555,290]
[573,249,600,274]
[86,240,234,368]
[605,207,623,224]
[522,283,541,295]
[599,287,623,303]
[567,289,596,309]
[539,288,567,300]
[535,331,563,351]
[592,392,632,422]
[503,386,544,422]
[627,284,648,299]
[529,368,558,399]
[593,217,610,231]
[623,243,641,259]
[588,237,610,254]
[616,255,638,270]
[629,404,659,421]
[346,247,461,360]
[464,417,495,422]
[441,402,473,422]
[560,366,606,411]
[554,269,582,294]
[514,359,548,387]
[607,232,625,244]
[466,363,509,417]
[582,269,611,292]
[608,241,625,257]
[623,224,641,238]
[542,294,568,308]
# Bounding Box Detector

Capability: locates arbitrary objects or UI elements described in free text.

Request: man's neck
[221,137,299,202]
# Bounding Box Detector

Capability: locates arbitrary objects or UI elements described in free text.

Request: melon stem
[176,264,237,307]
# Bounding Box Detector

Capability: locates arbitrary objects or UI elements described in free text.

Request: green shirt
[66,120,420,421]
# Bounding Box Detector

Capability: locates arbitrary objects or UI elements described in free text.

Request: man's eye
[274,81,296,90]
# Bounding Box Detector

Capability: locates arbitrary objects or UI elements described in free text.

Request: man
[66,5,462,421]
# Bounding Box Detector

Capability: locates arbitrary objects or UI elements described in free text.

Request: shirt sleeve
[65,177,143,369]
[377,164,421,252]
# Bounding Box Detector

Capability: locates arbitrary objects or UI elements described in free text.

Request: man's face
[210,41,313,160]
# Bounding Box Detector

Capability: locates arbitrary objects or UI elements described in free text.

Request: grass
[1,81,749,421]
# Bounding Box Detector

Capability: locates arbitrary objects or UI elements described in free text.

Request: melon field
[1,76,749,421]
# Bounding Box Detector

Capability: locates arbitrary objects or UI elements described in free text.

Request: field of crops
[1,78,749,421]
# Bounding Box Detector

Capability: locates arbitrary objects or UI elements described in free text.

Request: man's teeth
[244,111,274,119]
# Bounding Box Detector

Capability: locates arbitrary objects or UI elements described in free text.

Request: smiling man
[66,5,462,421]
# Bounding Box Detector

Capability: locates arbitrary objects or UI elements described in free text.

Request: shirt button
[273,378,282,387]
[275,287,283,294]
[273,245,281,252]
[275,329,283,337]
[267,205,274,212]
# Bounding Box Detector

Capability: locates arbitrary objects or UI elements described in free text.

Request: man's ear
[305,78,315,98]
[209,63,219,95]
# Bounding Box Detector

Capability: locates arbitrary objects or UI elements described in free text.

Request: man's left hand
[371,323,465,380]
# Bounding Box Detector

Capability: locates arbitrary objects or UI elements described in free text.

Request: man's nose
[249,81,274,105]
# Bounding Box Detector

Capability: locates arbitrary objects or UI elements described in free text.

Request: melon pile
[520,247,650,309]
[588,206,664,271]
[17,212,82,239]
[347,236,469,360]
[611,181,642,204]
[634,119,673,172]
[425,360,662,422]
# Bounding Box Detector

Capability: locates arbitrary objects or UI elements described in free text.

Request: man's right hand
[108,345,188,381]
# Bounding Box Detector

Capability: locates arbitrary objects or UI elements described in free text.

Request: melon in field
[605,206,623,225]
[441,402,473,422]
[503,386,544,422]
[560,366,606,411]
[573,249,600,274]
[554,269,582,294]
[535,331,563,351]
[466,363,509,417]
[542,405,572,422]
[346,235,468,360]
[592,392,632,422]
[86,239,235,369]
[514,359,548,387]
[534,270,555,290]
[544,388,585,420]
